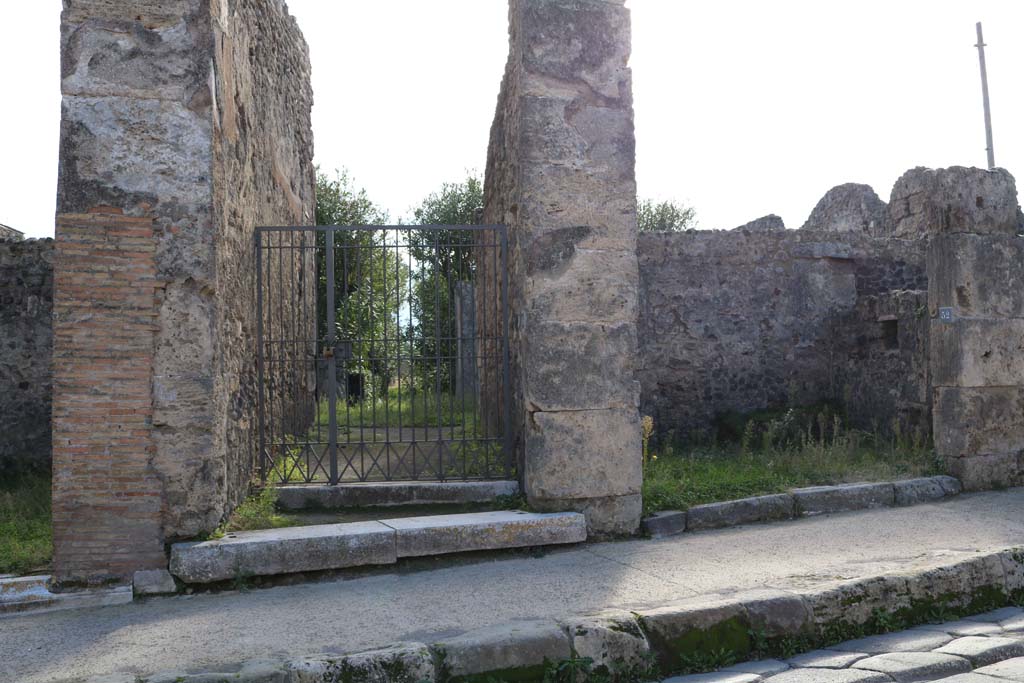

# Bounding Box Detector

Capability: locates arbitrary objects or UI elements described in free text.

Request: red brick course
[52,213,167,584]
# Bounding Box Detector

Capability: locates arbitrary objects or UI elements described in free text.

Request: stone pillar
[917,167,1024,490]
[54,0,314,583]
[454,281,478,402]
[483,0,642,535]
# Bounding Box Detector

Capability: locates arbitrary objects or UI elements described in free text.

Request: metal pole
[326,229,338,484]
[975,22,995,169]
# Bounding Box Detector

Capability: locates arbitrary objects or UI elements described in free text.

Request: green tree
[407,174,484,392]
[315,168,408,398]
[637,198,697,232]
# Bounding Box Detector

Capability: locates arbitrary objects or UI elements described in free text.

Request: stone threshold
[0,574,132,619]
[60,545,1024,683]
[275,479,519,510]
[642,475,963,538]
[169,509,586,584]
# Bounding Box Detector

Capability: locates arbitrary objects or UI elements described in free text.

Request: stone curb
[642,476,963,538]
[61,543,1024,683]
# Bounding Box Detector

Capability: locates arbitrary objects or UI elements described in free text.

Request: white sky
[2,1,1021,239]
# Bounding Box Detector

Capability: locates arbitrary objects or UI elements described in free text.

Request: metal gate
[255,225,511,485]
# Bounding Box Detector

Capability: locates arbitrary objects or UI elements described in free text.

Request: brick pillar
[919,167,1024,490]
[55,0,314,582]
[52,214,166,583]
[484,0,642,535]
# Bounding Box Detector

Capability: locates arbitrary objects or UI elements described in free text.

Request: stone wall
[55,0,314,582]
[637,228,928,442]
[0,238,53,473]
[483,0,643,534]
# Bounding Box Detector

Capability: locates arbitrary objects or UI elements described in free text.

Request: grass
[210,487,294,539]
[642,408,942,517]
[317,386,481,430]
[0,470,52,575]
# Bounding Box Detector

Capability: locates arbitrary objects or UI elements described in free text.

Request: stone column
[915,167,1024,490]
[484,0,642,534]
[54,0,314,582]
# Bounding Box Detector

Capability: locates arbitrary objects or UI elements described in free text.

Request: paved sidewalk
[671,606,1024,682]
[5,488,1024,683]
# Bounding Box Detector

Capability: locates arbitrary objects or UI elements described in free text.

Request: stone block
[975,656,1024,680]
[524,408,641,501]
[641,510,687,538]
[934,387,1024,458]
[998,549,1024,596]
[792,483,895,516]
[386,511,586,558]
[288,643,434,683]
[931,319,1024,388]
[132,569,176,597]
[168,521,397,584]
[788,649,869,669]
[740,589,812,639]
[888,166,1019,237]
[522,319,639,411]
[947,452,1023,491]
[433,621,570,683]
[893,477,956,506]
[767,668,891,682]
[898,552,1008,614]
[831,628,954,654]
[520,0,631,100]
[927,233,1024,319]
[561,610,652,679]
[686,494,795,531]
[637,596,751,671]
[800,574,911,629]
[563,493,643,537]
[661,674,760,683]
[720,659,789,676]
[850,651,971,681]
[274,481,519,510]
[935,636,1024,667]
[526,247,638,325]
[916,619,1002,636]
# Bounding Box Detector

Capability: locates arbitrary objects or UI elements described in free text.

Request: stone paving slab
[850,651,972,680]
[973,655,1024,679]
[830,628,956,654]
[935,636,1024,667]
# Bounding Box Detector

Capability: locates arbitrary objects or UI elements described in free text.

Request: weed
[0,469,52,574]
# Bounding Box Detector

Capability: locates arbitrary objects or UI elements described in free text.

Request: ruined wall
[0,239,53,473]
[209,0,316,529]
[55,0,314,582]
[484,0,642,534]
[637,228,928,441]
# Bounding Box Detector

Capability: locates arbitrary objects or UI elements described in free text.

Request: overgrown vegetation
[637,198,697,232]
[0,469,52,574]
[642,407,940,517]
[211,487,293,538]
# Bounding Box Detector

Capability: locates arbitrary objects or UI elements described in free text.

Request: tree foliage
[314,168,407,397]
[637,198,697,232]
[408,173,484,390]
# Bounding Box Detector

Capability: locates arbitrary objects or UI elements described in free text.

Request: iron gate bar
[254,224,512,486]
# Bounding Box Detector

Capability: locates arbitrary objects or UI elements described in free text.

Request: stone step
[0,575,132,618]
[170,510,586,584]
[275,480,519,510]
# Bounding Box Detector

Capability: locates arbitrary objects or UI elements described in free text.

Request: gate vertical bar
[499,227,513,478]
[255,230,269,482]
[326,228,339,484]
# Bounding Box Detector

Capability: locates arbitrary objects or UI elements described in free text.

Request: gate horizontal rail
[255,224,512,486]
